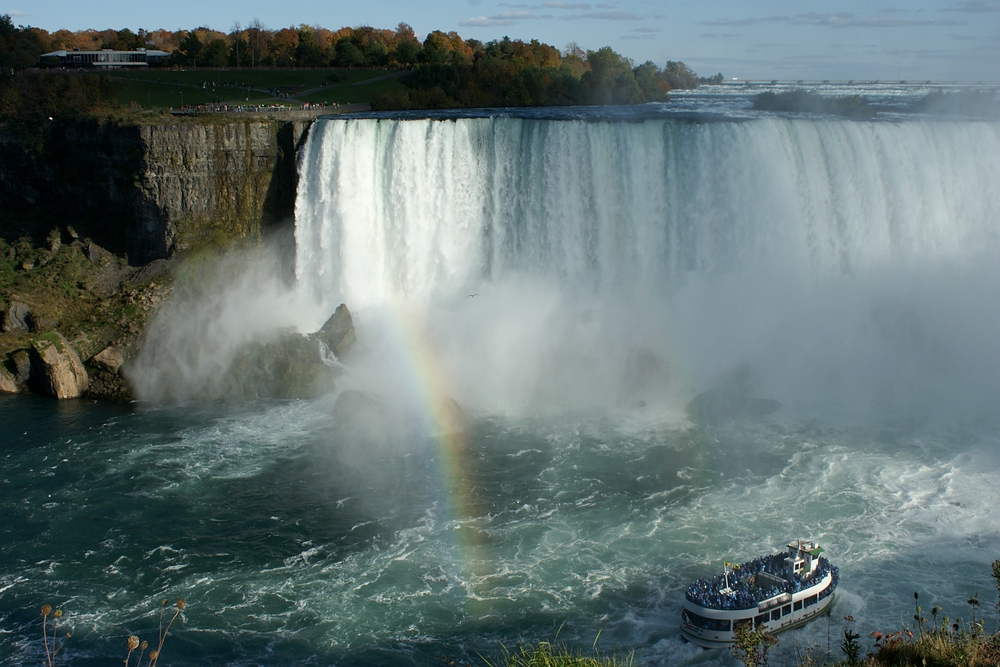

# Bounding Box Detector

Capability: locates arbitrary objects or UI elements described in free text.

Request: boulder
[685,365,781,425]
[1,301,33,333]
[314,304,356,360]
[0,367,18,394]
[84,346,132,402]
[85,368,134,402]
[28,332,89,399]
[222,333,340,400]
[9,349,31,385]
[89,346,125,375]
[437,397,466,436]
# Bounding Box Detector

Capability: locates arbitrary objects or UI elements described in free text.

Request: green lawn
[109,68,408,108]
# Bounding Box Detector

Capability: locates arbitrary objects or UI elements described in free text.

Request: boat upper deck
[685,552,838,611]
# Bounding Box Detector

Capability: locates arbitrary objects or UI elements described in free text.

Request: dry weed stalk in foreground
[40,604,70,667]
[125,598,186,667]
[39,598,185,666]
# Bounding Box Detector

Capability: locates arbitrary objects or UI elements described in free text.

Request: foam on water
[3,394,1000,665]
[5,102,1000,664]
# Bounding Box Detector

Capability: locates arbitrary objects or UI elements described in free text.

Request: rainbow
[379,302,493,598]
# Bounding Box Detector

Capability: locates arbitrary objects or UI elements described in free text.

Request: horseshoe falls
[295,116,1000,418]
[4,106,1000,667]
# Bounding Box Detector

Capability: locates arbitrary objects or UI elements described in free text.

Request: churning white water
[294,115,1000,418]
[11,107,998,667]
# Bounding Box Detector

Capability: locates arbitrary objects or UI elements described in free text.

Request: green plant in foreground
[732,621,778,667]
[488,639,634,667]
[841,616,861,666]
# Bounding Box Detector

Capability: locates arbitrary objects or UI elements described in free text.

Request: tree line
[374,42,714,109]
[1,13,725,112]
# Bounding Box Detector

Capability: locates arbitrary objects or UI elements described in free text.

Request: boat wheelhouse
[680,539,839,648]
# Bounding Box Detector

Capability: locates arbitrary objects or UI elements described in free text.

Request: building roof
[41,49,170,58]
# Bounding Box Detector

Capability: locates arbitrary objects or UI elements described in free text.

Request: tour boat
[680,539,839,648]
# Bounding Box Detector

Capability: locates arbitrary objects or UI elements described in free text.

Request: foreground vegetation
[489,641,634,667]
[730,559,1000,667]
[496,559,1000,667]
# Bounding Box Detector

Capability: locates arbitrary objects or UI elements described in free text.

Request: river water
[3,85,1000,665]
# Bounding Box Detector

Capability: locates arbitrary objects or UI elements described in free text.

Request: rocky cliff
[0,115,309,264]
[1,114,321,401]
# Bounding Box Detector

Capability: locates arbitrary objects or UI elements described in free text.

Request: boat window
[793,600,803,611]
[782,605,792,616]
[804,595,818,607]
[754,614,769,628]
[683,610,731,632]
[771,610,781,621]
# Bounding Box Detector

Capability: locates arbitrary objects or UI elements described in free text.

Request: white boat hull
[680,571,835,648]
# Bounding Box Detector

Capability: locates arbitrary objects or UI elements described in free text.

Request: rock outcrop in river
[686,365,782,425]
[28,331,89,399]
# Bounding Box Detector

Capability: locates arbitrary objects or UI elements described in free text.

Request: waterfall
[294,115,1000,416]
[296,116,1000,308]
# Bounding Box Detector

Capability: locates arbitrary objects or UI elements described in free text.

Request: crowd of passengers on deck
[685,553,835,611]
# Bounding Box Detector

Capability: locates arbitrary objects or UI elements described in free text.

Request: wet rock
[314,303,356,360]
[1,301,33,333]
[437,396,466,436]
[28,331,89,399]
[9,349,30,385]
[222,333,339,400]
[85,368,134,402]
[89,346,124,375]
[0,366,18,394]
[685,364,781,425]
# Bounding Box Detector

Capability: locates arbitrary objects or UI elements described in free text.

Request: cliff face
[129,120,308,262]
[0,117,309,264]
[1,114,316,401]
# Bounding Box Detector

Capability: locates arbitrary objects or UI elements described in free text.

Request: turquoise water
[3,392,998,666]
[6,95,1000,664]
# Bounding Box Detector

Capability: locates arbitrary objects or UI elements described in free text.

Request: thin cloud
[499,2,591,8]
[4,9,28,16]
[633,27,661,33]
[463,6,630,24]
[701,12,965,28]
[700,16,788,27]
[576,10,640,19]
[700,33,742,38]
[460,16,519,26]
[790,13,966,27]
[946,1,1000,11]
[882,47,955,55]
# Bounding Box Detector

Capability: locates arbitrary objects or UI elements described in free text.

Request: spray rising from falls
[294,115,1000,418]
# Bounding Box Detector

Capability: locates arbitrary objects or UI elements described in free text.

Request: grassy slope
[108,68,408,108]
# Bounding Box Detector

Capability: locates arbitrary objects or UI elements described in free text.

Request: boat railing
[685,554,836,611]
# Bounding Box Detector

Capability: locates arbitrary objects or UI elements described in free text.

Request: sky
[5,0,999,81]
